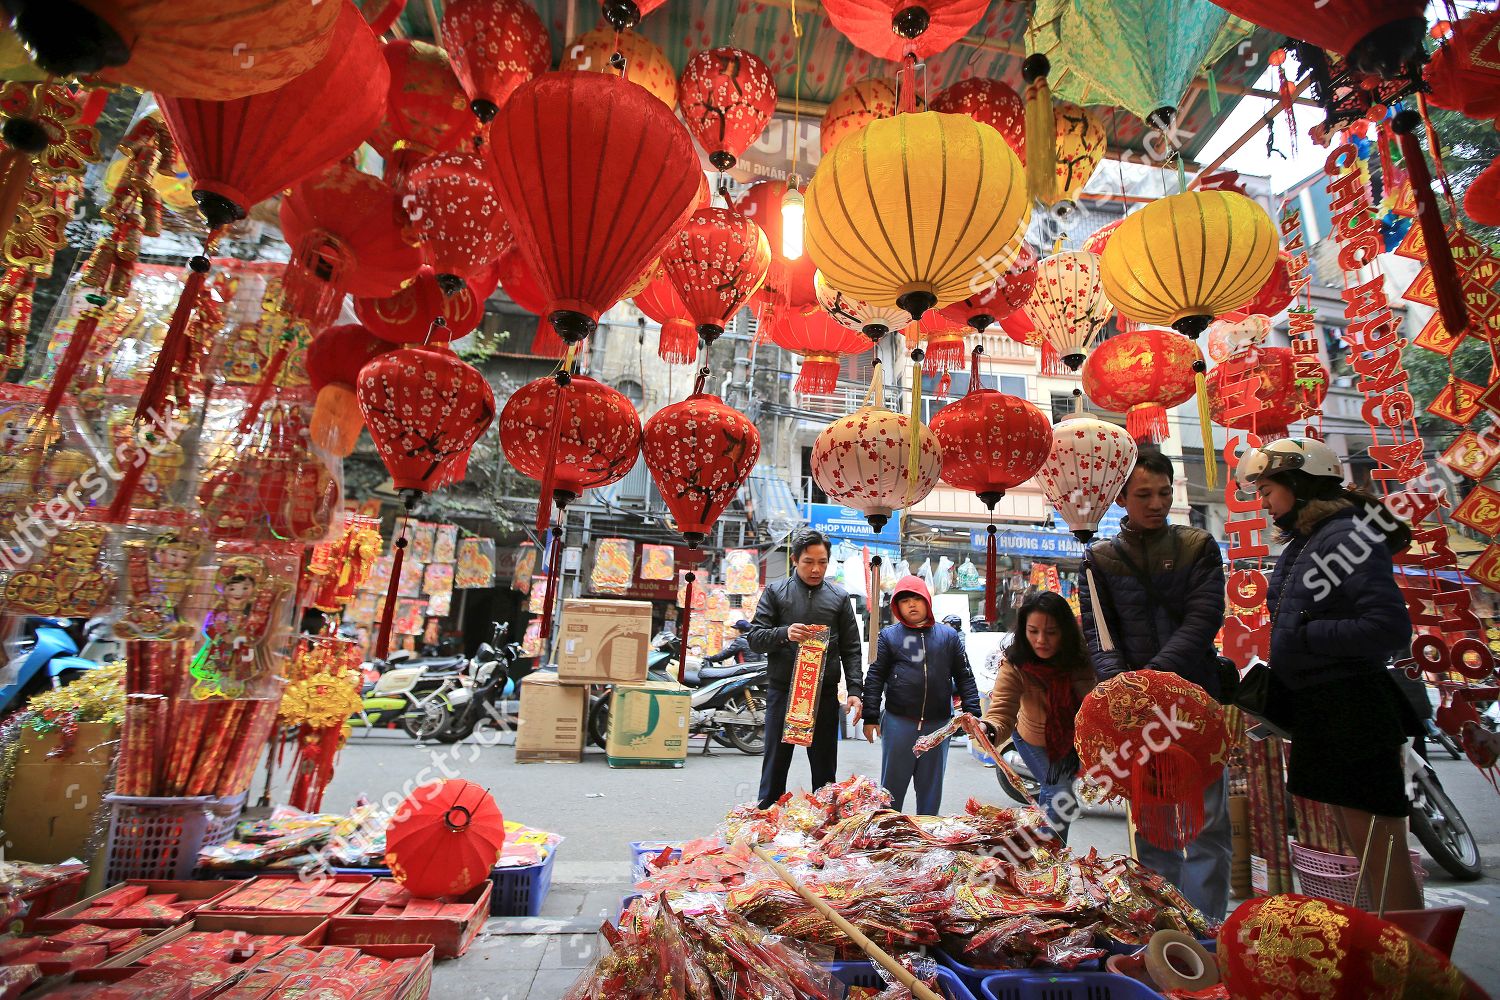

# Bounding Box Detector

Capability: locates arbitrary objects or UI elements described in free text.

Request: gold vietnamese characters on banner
[783,631,829,747]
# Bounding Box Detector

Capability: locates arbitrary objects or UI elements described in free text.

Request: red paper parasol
[386,779,505,899]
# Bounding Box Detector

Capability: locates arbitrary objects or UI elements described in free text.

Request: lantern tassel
[984,523,998,624]
[867,554,882,663]
[1194,363,1217,490]
[906,349,924,507]
[796,353,840,394]
[375,533,408,661]
[137,249,213,423]
[1391,110,1468,336]
[1040,341,1069,376]
[658,319,699,365]
[1132,746,1205,851]
[1022,54,1057,207]
[921,336,965,376]
[1126,403,1169,443]
[678,570,696,686]
[40,294,106,419]
[538,523,565,648]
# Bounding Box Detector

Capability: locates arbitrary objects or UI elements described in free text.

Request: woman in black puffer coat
[1242,437,1424,912]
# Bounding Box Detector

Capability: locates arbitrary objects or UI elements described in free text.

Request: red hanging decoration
[732,179,819,314]
[368,39,475,183]
[633,265,700,366]
[917,311,970,376]
[677,570,696,686]
[820,0,990,62]
[1208,0,1428,77]
[1390,110,1469,336]
[659,207,772,347]
[441,0,551,123]
[1226,248,1296,320]
[1082,329,1202,442]
[307,322,395,455]
[402,150,509,292]
[355,263,500,344]
[677,47,778,172]
[765,308,870,394]
[929,77,1026,160]
[496,243,547,314]
[489,72,702,345]
[938,241,1038,334]
[499,374,643,517]
[1206,345,1330,442]
[642,371,761,548]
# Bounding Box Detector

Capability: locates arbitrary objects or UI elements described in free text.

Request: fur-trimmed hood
[1279,496,1356,540]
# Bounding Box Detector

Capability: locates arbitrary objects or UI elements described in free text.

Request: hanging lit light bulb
[781,179,805,260]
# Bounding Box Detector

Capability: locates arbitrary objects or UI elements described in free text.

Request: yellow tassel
[1023,54,1057,207]
[906,350,923,506]
[1196,367,1217,490]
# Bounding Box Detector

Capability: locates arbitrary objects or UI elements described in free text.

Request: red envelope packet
[34,944,107,975]
[94,884,150,907]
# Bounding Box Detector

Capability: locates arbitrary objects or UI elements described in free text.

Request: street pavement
[283,729,1500,999]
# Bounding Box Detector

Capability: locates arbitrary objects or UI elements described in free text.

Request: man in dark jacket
[746,531,865,808]
[705,620,753,665]
[1078,449,1232,921]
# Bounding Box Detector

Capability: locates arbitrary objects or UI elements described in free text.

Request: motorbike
[1406,738,1483,881]
[0,618,103,713]
[349,649,470,740]
[434,625,529,743]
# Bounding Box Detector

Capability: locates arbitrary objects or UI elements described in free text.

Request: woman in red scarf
[982,590,1096,840]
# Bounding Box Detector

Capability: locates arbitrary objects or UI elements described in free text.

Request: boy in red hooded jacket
[861,575,982,815]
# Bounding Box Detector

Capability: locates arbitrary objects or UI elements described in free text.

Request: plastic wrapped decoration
[0,523,114,617]
[1208,345,1329,442]
[0,82,100,257]
[197,400,341,543]
[641,544,675,582]
[589,538,634,595]
[281,633,364,812]
[305,514,383,614]
[455,536,496,589]
[188,545,296,700]
[113,527,207,642]
[0,384,105,524]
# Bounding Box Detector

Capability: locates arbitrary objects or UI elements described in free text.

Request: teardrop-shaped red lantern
[278,161,423,329]
[732,179,818,313]
[939,241,1038,334]
[490,71,702,345]
[355,262,501,344]
[642,376,761,548]
[402,150,508,293]
[1082,328,1202,442]
[499,375,643,507]
[368,39,475,182]
[440,0,551,122]
[678,47,778,172]
[821,0,990,61]
[929,77,1025,159]
[1207,345,1329,441]
[660,207,771,347]
[357,342,497,497]
[633,266,700,365]
[767,307,871,394]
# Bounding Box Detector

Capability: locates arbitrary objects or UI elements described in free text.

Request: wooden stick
[1188,75,1315,189]
[749,845,943,1000]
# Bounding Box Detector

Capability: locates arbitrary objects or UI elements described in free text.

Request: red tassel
[922,337,965,376]
[795,354,840,394]
[984,524,998,624]
[137,254,210,422]
[1126,404,1169,442]
[375,535,407,660]
[104,439,151,522]
[658,319,699,365]
[678,571,696,686]
[233,342,291,437]
[1041,342,1071,376]
[41,295,105,418]
[1392,111,1469,336]
[538,525,565,646]
[532,319,567,359]
[1131,746,1205,851]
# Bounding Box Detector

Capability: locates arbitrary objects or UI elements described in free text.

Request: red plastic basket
[1290,841,1426,910]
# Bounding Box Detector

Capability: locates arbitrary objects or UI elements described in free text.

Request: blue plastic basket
[329,848,557,917]
[825,961,977,1000]
[979,971,1166,1000]
[628,840,683,884]
[935,947,1101,989]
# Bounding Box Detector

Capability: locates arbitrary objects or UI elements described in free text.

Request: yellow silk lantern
[311,384,365,457]
[1099,190,1279,340]
[804,110,1030,322]
[562,26,677,108]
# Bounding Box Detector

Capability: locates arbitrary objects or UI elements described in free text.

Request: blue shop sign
[805,503,901,545]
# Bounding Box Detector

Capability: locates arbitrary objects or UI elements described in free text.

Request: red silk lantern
[1082,328,1202,442]
[307,323,395,393]
[678,47,778,172]
[917,310,971,376]
[1207,345,1329,441]
[402,150,508,293]
[1076,669,1228,850]
[368,40,475,181]
[766,308,871,394]
[490,71,702,345]
[821,78,899,155]
[1083,218,1124,258]
[732,179,818,313]
[1466,160,1500,228]
[660,207,771,346]
[821,0,990,61]
[355,263,500,344]
[1208,0,1426,77]
[633,266,699,366]
[357,342,496,496]
[278,161,422,329]
[440,0,551,122]
[938,240,1037,333]
[496,244,547,315]
[1229,248,1295,319]
[930,78,1025,159]
[930,347,1052,620]
[1426,9,1500,118]
[499,375,642,507]
[1219,895,1478,999]
[642,374,761,548]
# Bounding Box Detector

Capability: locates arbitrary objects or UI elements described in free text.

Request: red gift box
[34,943,107,975]
[94,885,150,908]
[0,963,38,999]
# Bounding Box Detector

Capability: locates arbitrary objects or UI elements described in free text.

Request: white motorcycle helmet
[1236,437,1343,487]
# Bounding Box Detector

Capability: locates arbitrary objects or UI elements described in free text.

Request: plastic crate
[826,961,977,1000]
[331,851,558,917]
[1290,842,1425,911]
[936,947,1101,988]
[980,971,1166,1000]
[629,841,683,884]
[204,791,248,849]
[104,794,215,884]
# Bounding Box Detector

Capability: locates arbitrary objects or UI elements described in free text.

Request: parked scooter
[434,624,528,743]
[349,650,469,739]
[0,618,102,713]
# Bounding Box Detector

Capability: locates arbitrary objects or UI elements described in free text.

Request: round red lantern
[278,161,423,330]
[1082,328,1203,442]
[1207,345,1329,441]
[1229,248,1295,319]
[355,263,501,344]
[821,0,990,61]
[633,266,700,366]
[1466,160,1500,228]
[939,240,1038,334]
[930,350,1051,507]
[1075,669,1228,850]
[659,207,772,347]
[766,308,871,394]
[402,150,508,293]
[821,78,899,155]
[929,78,1024,159]
[642,376,761,548]
[678,47,778,172]
[495,243,547,315]
[731,179,818,313]
[1426,9,1500,119]
[499,375,642,508]
[490,71,702,345]
[356,342,496,498]
[368,39,475,182]
[440,0,551,122]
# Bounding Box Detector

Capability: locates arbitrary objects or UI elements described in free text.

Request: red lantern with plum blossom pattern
[939,240,1038,335]
[659,207,771,348]
[930,346,1051,619]
[642,373,761,548]
[355,263,500,344]
[402,150,508,293]
[678,47,777,172]
[499,375,642,510]
[930,78,1025,159]
[1082,328,1202,443]
[490,71,702,345]
[821,0,990,61]
[368,39,474,182]
[1207,345,1329,442]
[633,265,700,366]
[440,0,550,122]
[767,307,872,394]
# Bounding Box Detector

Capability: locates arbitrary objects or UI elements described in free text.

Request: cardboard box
[516,671,587,762]
[554,599,651,684]
[606,681,691,769]
[1,723,117,864]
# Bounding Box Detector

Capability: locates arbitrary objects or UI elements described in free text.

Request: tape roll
[1145,929,1220,992]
